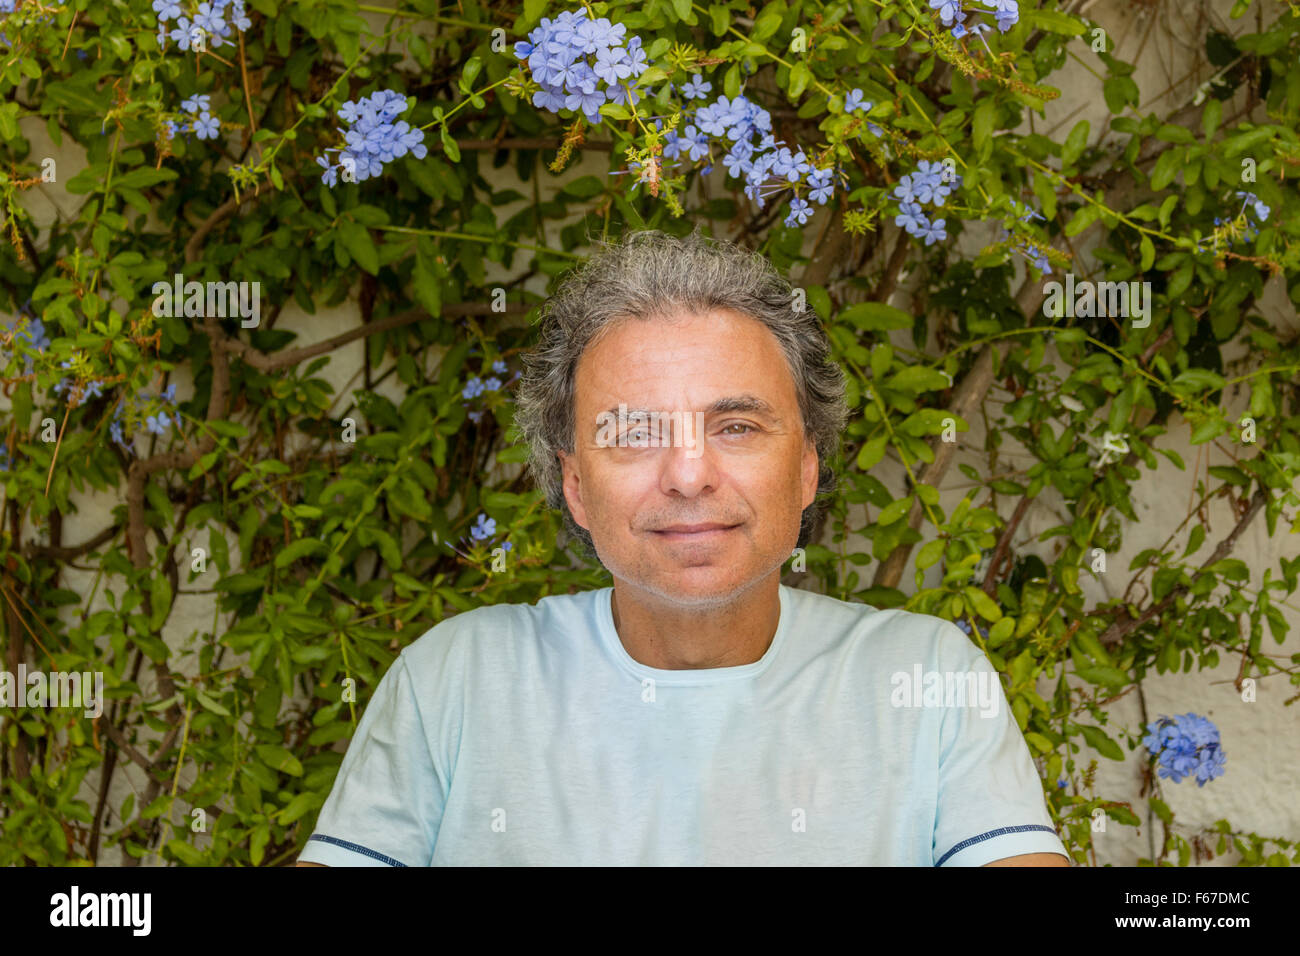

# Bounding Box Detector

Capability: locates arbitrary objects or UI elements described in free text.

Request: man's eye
[720,423,755,435]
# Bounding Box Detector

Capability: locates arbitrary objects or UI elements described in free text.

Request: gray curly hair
[513,228,850,555]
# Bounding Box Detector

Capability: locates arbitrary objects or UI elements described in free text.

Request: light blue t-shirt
[298,584,1068,866]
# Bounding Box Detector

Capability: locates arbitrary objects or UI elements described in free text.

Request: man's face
[559,308,819,608]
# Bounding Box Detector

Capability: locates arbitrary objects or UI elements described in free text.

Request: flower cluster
[461,359,514,424]
[999,201,1052,273]
[514,9,649,123]
[1211,190,1271,243]
[893,159,962,245]
[930,0,1020,39]
[110,384,180,455]
[315,90,426,187]
[469,512,513,552]
[52,360,106,409]
[1142,713,1227,786]
[3,313,49,374]
[154,0,251,51]
[164,92,221,142]
[663,88,849,228]
[0,0,64,46]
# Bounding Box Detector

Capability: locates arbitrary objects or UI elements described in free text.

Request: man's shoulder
[398,587,605,670]
[781,585,978,662]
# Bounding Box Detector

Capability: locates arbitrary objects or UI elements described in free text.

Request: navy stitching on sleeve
[935,824,1056,866]
[308,833,409,867]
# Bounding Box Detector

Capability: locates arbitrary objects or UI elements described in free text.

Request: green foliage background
[0,0,1298,865]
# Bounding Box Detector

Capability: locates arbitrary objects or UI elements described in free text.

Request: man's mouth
[649,522,740,541]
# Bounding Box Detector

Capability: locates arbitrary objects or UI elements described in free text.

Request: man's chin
[629,565,763,609]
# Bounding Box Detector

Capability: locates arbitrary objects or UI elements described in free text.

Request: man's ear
[800,438,819,511]
[558,449,590,530]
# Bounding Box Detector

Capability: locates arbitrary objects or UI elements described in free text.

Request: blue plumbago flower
[484,376,503,391]
[4,316,49,375]
[807,167,835,205]
[153,0,182,22]
[316,155,338,187]
[784,197,812,227]
[181,94,211,114]
[146,411,172,436]
[169,17,194,50]
[541,11,834,227]
[491,359,508,375]
[951,21,968,38]
[1143,713,1226,786]
[1056,776,1068,788]
[1234,190,1270,222]
[919,217,947,245]
[193,112,221,139]
[981,0,1020,32]
[515,10,649,123]
[682,73,712,100]
[102,383,182,456]
[663,123,710,162]
[316,89,426,186]
[894,160,962,244]
[10,315,50,352]
[154,0,248,44]
[929,0,965,26]
[955,619,990,640]
[462,376,485,400]
[470,512,497,541]
[844,88,870,114]
[895,201,928,235]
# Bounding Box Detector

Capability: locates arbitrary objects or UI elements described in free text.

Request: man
[297,229,1069,866]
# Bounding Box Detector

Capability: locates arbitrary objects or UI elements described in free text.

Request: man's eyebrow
[703,395,780,420]
[596,396,781,421]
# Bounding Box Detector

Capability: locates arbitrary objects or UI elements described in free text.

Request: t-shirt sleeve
[296,652,443,867]
[931,624,1069,867]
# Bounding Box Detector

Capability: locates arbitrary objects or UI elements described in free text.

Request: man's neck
[609,574,782,669]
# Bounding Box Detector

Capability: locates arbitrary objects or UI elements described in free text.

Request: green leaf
[1061,120,1089,167]
[273,538,327,568]
[856,433,888,470]
[963,587,1003,622]
[1079,724,1125,760]
[841,302,914,331]
[254,744,304,776]
[1064,203,1101,237]
[788,62,812,100]
[339,220,379,275]
[1029,8,1086,34]
[440,125,460,163]
[877,495,913,526]
[972,98,995,153]
[1202,99,1222,140]
[195,689,231,717]
[916,538,945,571]
[1074,665,1130,689]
